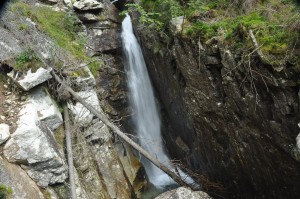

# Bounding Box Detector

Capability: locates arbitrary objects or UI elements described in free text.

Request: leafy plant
[15,48,41,71]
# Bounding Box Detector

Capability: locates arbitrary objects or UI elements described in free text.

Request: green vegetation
[88,61,102,76]
[10,2,85,60]
[15,48,41,71]
[0,184,13,199]
[121,4,163,29]
[9,2,102,76]
[137,0,299,63]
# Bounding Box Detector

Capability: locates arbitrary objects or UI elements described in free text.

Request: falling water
[121,14,175,187]
[121,14,196,190]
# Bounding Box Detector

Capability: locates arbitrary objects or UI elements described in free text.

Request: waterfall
[121,14,195,189]
[121,14,175,187]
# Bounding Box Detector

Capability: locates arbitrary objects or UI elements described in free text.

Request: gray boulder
[73,0,104,12]
[155,187,212,199]
[8,68,52,91]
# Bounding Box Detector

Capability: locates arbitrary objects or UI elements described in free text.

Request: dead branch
[50,70,195,190]
[248,29,266,63]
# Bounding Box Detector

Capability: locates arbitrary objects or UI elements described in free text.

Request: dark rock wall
[132,17,300,198]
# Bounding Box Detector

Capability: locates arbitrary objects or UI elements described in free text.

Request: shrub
[15,48,41,71]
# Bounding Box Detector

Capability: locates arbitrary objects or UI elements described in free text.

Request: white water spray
[121,15,194,188]
[121,14,173,187]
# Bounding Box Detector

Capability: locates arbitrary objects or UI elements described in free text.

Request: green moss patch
[0,184,13,199]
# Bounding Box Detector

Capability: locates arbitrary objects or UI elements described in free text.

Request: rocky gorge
[0,0,146,198]
[131,2,300,198]
[0,0,299,199]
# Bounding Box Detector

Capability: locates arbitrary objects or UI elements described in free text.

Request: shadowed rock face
[132,17,300,198]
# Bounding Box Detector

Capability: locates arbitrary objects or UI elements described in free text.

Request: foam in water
[121,14,194,188]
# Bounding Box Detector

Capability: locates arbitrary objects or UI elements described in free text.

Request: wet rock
[155,187,212,199]
[8,68,52,91]
[116,143,147,198]
[73,0,104,12]
[0,123,10,145]
[0,157,45,199]
[91,140,134,199]
[30,86,63,132]
[3,102,67,187]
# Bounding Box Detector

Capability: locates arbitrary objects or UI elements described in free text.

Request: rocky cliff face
[0,0,146,198]
[133,15,300,198]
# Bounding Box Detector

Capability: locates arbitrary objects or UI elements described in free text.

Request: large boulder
[0,123,10,145]
[155,187,212,199]
[8,68,52,91]
[73,0,104,12]
[3,99,67,187]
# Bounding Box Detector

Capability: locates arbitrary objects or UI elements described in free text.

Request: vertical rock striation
[133,16,300,198]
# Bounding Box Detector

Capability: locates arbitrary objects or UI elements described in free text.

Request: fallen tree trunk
[63,104,77,199]
[51,70,193,189]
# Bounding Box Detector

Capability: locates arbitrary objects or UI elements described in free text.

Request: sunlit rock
[8,68,52,91]
[155,187,212,199]
[3,102,67,187]
[30,86,63,132]
[0,123,10,145]
[73,0,104,12]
